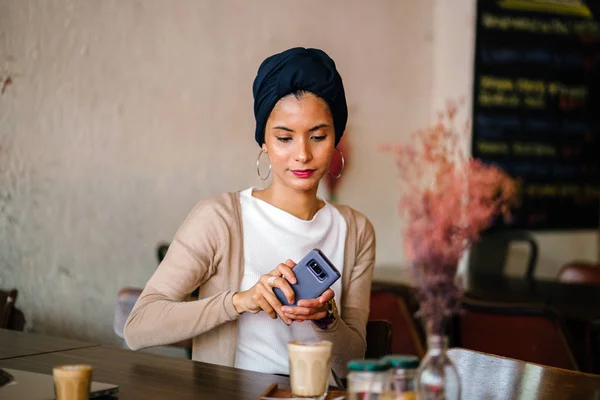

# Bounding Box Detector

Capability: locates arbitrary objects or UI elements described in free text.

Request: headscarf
[252,47,347,147]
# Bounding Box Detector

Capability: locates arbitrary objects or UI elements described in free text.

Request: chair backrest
[454,297,578,371]
[114,286,192,355]
[156,242,170,263]
[369,290,425,358]
[0,289,18,330]
[557,262,600,286]
[589,320,600,375]
[7,308,25,331]
[365,320,393,359]
[468,229,538,280]
[114,287,143,338]
[113,242,193,342]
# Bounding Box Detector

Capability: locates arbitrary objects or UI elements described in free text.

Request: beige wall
[0,0,435,344]
[0,0,596,345]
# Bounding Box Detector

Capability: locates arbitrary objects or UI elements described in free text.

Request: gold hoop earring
[256,150,271,180]
[328,148,345,179]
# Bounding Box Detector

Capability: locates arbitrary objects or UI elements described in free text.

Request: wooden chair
[156,242,169,264]
[114,242,196,358]
[369,287,426,358]
[589,320,600,374]
[113,287,143,339]
[552,262,600,373]
[0,289,25,331]
[453,297,579,371]
[557,261,600,286]
[0,289,18,329]
[365,320,392,359]
[114,286,193,357]
[468,229,538,280]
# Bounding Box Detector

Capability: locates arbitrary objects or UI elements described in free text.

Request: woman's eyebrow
[272,123,330,132]
[273,126,294,132]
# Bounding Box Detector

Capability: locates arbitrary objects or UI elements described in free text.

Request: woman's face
[263,92,336,193]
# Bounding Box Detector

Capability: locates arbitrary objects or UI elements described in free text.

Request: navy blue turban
[252,47,348,147]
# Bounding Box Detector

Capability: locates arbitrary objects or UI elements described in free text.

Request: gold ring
[267,276,277,287]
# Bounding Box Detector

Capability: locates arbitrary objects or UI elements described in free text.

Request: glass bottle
[382,355,419,399]
[415,335,461,400]
[346,359,391,400]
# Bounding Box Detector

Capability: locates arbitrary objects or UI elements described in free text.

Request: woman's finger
[262,289,292,325]
[258,282,292,324]
[256,296,277,319]
[297,289,334,308]
[296,298,321,308]
[318,289,335,303]
[264,275,295,304]
[273,261,297,284]
[282,306,312,317]
[297,299,316,308]
[283,304,327,318]
[285,310,327,321]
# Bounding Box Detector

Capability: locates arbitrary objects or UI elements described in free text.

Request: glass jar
[415,335,461,400]
[346,359,391,400]
[382,355,419,400]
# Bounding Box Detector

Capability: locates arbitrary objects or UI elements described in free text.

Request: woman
[124,47,376,378]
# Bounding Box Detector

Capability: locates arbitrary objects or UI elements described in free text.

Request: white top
[234,187,347,375]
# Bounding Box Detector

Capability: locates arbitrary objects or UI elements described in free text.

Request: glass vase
[415,334,461,400]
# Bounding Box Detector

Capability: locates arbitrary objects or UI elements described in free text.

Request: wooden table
[0,329,98,360]
[466,274,600,321]
[372,274,600,374]
[0,343,290,399]
[373,270,600,321]
[448,348,600,400]
[3,330,599,399]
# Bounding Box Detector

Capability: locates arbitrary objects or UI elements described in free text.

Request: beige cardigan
[124,191,376,376]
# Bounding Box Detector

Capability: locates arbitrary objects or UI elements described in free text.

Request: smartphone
[273,249,341,306]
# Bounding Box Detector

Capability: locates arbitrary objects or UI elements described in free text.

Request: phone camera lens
[313,265,322,274]
[319,272,327,279]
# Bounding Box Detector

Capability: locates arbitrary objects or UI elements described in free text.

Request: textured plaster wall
[0,0,435,344]
[2,0,595,346]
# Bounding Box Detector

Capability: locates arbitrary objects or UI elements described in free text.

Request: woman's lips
[291,169,315,178]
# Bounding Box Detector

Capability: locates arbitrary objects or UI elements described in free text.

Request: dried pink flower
[382,100,518,334]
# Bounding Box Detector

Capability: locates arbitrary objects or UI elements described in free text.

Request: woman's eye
[312,135,327,141]
[276,137,292,143]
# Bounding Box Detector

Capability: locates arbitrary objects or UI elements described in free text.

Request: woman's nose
[295,140,312,163]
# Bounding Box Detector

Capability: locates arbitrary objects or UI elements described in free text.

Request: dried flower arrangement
[381,99,518,334]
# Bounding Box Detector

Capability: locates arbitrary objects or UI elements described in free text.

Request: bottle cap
[347,359,390,372]
[382,355,420,369]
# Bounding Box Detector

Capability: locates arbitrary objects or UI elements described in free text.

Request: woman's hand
[232,259,297,325]
[281,289,335,321]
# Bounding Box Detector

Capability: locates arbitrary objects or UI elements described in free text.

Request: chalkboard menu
[472,0,600,230]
